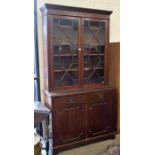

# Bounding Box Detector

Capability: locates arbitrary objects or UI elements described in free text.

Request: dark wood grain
[53,133,115,155]
[45,89,117,154]
[40,4,112,15]
[109,42,120,131]
[87,90,115,138]
[41,4,111,92]
[40,4,117,155]
[52,98,86,146]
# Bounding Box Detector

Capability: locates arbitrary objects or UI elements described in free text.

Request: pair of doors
[52,92,115,146]
[49,15,108,89]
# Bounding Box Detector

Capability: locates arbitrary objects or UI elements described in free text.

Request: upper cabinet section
[40,4,112,92]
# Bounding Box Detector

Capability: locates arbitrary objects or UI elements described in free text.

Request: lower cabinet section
[45,88,117,155]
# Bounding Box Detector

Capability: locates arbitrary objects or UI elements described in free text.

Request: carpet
[58,134,120,155]
[97,143,120,155]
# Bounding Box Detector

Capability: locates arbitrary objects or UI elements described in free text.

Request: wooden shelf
[54,54,78,57]
[84,67,103,71]
[84,77,104,80]
[86,26,103,31]
[54,54,103,57]
[54,25,73,29]
[54,68,78,72]
[84,54,104,56]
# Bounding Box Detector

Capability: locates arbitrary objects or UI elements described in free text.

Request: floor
[43,134,120,155]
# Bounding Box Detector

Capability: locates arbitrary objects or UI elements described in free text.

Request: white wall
[36,0,120,101]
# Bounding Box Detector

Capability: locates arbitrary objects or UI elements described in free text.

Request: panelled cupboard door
[87,95,115,138]
[50,16,80,89]
[52,98,86,146]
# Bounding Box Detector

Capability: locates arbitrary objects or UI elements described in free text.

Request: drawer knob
[68,99,74,103]
[98,94,104,99]
[78,48,82,51]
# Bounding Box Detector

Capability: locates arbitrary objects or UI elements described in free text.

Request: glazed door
[82,19,108,85]
[52,16,80,89]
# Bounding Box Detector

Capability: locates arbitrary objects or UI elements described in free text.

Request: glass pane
[83,20,105,84]
[53,17,79,88]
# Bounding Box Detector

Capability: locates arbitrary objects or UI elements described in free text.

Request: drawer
[52,94,86,109]
[85,91,113,103]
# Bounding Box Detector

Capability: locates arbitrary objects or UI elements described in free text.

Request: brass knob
[98,94,104,99]
[68,99,74,103]
[78,48,82,51]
